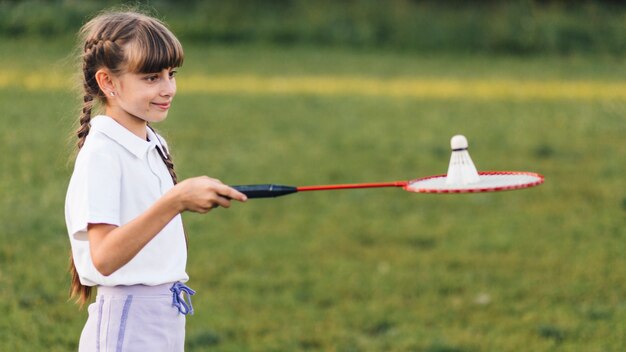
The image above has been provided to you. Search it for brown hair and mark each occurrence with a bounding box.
[70,10,183,306]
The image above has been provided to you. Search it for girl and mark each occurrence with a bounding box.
[65,10,247,351]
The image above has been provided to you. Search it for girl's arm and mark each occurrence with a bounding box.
[88,176,246,276]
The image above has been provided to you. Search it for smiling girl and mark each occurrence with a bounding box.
[65,10,246,351]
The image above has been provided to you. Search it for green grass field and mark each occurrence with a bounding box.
[0,38,625,351]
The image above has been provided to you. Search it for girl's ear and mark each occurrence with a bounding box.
[94,69,116,97]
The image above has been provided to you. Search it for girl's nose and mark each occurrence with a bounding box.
[161,73,176,97]
[161,80,176,96]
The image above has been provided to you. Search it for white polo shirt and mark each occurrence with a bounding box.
[65,115,188,287]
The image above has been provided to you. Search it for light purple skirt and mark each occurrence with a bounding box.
[79,282,194,352]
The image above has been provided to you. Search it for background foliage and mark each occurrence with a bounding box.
[0,0,625,55]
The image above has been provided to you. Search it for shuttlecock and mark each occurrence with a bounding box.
[446,135,480,185]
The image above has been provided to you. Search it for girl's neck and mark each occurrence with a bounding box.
[105,106,148,140]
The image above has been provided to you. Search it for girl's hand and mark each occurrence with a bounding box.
[169,176,247,213]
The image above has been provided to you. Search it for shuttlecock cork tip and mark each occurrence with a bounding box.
[450,135,468,150]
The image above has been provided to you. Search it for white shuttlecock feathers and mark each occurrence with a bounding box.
[445,135,481,185]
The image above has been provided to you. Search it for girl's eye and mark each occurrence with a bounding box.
[169,70,177,78]
[145,75,159,82]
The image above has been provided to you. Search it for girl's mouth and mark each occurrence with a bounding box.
[152,102,171,110]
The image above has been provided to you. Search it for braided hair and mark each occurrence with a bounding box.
[69,10,184,307]
[148,124,178,184]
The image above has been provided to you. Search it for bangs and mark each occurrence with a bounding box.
[125,18,184,73]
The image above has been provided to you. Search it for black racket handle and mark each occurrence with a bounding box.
[232,184,298,199]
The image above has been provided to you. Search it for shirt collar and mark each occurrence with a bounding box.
[90,115,156,158]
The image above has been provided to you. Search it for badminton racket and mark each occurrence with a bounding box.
[232,171,544,199]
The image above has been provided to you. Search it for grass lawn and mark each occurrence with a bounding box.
[0,39,625,351]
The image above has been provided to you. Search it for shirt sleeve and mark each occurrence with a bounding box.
[65,146,122,241]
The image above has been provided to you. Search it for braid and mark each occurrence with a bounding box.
[68,255,90,307]
[76,94,93,149]
[161,150,178,185]
[76,38,106,150]
[148,124,178,184]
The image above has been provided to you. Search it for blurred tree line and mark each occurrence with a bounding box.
[0,0,624,55]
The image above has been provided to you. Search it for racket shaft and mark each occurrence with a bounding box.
[297,181,407,191]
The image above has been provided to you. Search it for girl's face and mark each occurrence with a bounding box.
[108,68,177,125]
